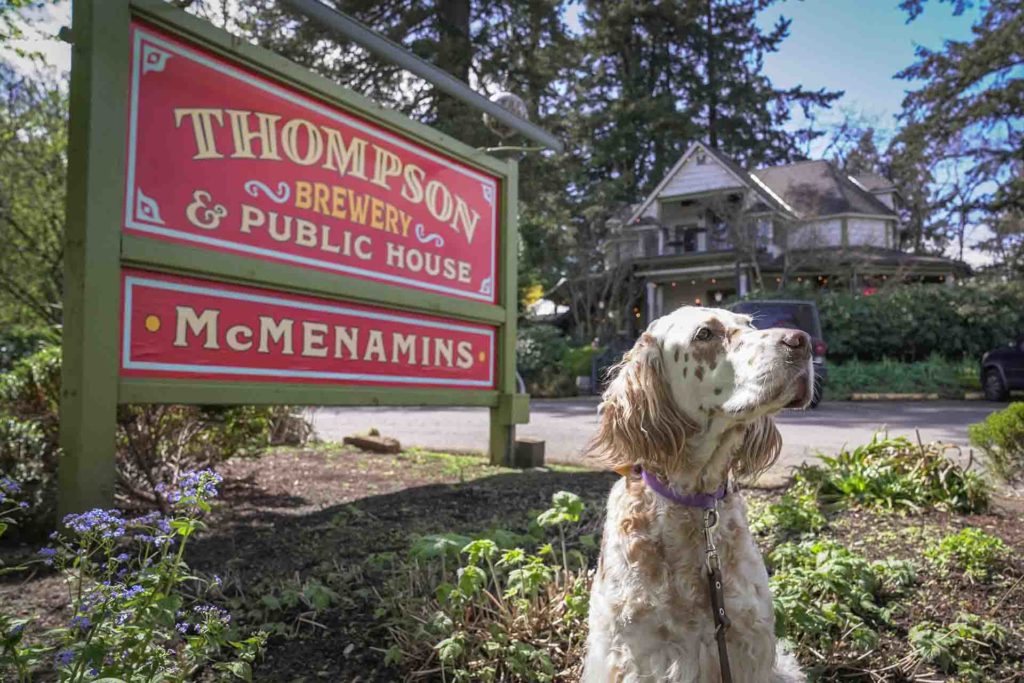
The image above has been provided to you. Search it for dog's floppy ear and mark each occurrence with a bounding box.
[587,332,694,476]
[733,415,782,482]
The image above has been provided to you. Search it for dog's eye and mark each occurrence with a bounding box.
[694,327,713,342]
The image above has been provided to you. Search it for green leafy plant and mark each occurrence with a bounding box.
[752,481,827,538]
[907,613,1011,681]
[0,470,265,682]
[769,539,914,654]
[924,527,1009,582]
[387,491,592,682]
[795,434,989,513]
[968,402,1024,483]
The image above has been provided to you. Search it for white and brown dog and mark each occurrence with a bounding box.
[582,306,811,683]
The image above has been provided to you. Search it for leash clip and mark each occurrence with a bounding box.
[703,505,721,574]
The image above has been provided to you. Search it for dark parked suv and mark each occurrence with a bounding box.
[981,336,1024,401]
[730,300,828,408]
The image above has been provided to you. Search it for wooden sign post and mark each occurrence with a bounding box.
[60,0,528,515]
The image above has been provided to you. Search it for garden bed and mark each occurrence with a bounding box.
[2,444,1023,681]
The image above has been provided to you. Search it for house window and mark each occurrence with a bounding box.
[665,225,707,254]
[756,219,773,248]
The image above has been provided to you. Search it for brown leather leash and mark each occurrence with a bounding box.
[703,507,733,683]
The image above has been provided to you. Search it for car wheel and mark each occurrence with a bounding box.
[808,376,823,409]
[983,369,1009,402]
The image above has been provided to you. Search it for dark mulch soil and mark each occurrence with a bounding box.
[188,448,614,682]
[3,447,1023,682]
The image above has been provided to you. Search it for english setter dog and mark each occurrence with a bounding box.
[582,306,809,683]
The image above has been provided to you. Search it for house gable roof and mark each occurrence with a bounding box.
[850,170,897,194]
[751,161,897,219]
[627,142,793,224]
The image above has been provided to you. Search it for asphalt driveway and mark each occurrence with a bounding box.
[310,399,1008,482]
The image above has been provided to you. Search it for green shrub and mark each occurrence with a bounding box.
[0,347,63,536]
[796,434,989,513]
[824,355,969,400]
[769,539,914,653]
[0,346,312,533]
[387,491,592,682]
[0,327,58,373]
[908,613,1010,681]
[968,402,1024,483]
[924,527,1010,582]
[748,279,1024,362]
[516,325,574,397]
[563,345,603,378]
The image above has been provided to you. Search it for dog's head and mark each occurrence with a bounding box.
[589,305,813,481]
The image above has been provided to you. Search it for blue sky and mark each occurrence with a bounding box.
[756,0,980,151]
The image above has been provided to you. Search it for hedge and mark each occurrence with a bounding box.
[750,279,1024,363]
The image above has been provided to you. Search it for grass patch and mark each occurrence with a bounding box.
[824,355,977,400]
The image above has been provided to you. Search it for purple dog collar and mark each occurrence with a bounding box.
[639,467,727,509]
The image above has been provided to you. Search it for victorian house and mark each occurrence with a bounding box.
[602,141,965,327]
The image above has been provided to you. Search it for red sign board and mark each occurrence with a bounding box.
[124,22,499,303]
[120,269,496,389]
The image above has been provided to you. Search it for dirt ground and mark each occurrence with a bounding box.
[2,446,1022,682]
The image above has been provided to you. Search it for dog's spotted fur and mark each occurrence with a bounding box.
[583,306,812,683]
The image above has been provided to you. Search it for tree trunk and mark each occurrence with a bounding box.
[435,0,472,130]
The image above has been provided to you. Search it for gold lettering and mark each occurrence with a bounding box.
[364,329,386,362]
[321,127,368,179]
[370,145,402,189]
[225,109,282,160]
[434,338,453,367]
[456,341,473,369]
[174,306,219,349]
[240,204,264,234]
[451,197,480,244]
[400,163,425,203]
[258,316,294,354]
[334,326,359,359]
[425,180,454,224]
[295,181,313,210]
[281,118,323,166]
[392,333,417,364]
[302,321,329,358]
[174,108,224,160]
[226,324,253,351]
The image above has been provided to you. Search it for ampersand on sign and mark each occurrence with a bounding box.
[185,190,228,230]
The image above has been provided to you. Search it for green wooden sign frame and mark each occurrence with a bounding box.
[59,0,528,516]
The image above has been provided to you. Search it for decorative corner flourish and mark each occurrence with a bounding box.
[141,44,172,74]
[135,189,165,225]
[479,278,493,296]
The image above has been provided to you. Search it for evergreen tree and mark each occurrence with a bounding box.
[896,0,1024,264]
[574,0,842,207]
[0,64,67,326]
